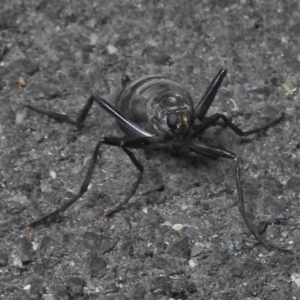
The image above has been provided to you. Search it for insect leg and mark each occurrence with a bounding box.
[26,136,160,230]
[26,138,102,230]
[103,146,143,220]
[25,103,80,126]
[95,96,153,137]
[103,136,162,219]
[193,69,227,121]
[189,141,291,253]
[26,95,153,138]
[192,112,285,137]
[25,95,97,127]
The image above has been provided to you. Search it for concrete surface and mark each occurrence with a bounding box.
[0,1,300,299]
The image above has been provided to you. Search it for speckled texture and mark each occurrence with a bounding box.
[1,1,300,299]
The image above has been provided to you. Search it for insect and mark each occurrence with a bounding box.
[25,69,289,253]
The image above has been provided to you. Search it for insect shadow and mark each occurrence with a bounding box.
[25,69,290,253]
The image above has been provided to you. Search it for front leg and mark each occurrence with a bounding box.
[192,112,285,137]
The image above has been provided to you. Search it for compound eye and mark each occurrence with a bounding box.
[167,113,178,130]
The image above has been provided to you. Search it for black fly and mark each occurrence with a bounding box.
[25,69,289,253]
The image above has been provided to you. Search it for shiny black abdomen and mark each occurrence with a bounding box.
[115,75,194,136]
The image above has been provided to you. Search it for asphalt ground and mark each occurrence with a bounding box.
[0,1,300,299]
